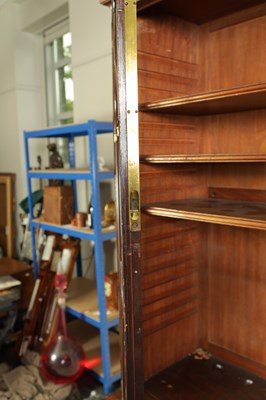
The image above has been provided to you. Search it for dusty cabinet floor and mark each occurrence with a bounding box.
[144,354,266,399]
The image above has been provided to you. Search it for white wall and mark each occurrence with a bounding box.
[69,0,113,170]
[0,0,114,260]
[69,0,115,273]
[69,0,112,121]
[18,0,68,33]
[68,0,114,211]
[0,2,19,176]
[0,1,46,255]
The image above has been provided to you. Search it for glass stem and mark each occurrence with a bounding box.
[57,289,68,336]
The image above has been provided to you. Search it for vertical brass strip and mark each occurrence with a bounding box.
[124,0,141,232]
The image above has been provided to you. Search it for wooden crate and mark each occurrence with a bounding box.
[43,186,74,225]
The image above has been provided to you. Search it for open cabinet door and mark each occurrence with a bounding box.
[103,0,266,398]
[112,1,144,398]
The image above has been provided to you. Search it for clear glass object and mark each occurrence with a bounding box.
[41,262,85,384]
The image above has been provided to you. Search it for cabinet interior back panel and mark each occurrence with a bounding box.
[208,225,266,367]
[137,14,203,103]
[139,113,199,156]
[199,110,266,155]
[198,13,266,376]
[205,15,266,91]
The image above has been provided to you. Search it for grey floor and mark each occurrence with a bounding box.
[0,344,115,400]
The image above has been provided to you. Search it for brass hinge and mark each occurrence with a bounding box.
[125,0,141,232]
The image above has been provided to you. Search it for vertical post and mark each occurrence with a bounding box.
[88,120,112,394]
[24,132,38,279]
[68,135,82,276]
[112,1,144,398]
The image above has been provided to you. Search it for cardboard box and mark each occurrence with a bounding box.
[43,186,75,225]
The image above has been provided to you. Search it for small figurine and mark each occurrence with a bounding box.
[47,143,64,186]
[37,155,42,170]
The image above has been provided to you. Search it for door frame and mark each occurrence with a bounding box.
[112,1,144,398]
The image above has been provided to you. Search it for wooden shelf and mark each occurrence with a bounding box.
[24,121,113,138]
[32,219,116,241]
[102,0,266,23]
[140,153,266,164]
[29,168,111,173]
[67,277,119,323]
[137,0,266,24]
[67,319,120,377]
[28,168,113,181]
[140,83,266,115]
[143,198,266,230]
[34,168,90,173]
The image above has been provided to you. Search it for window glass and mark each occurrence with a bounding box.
[56,65,74,115]
[44,22,74,167]
[54,32,72,62]
[44,22,74,127]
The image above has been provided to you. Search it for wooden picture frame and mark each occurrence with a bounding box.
[39,237,80,346]
[17,235,80,356]
[0,174,15,258]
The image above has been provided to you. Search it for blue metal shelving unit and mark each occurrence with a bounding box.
[23,120,120,395]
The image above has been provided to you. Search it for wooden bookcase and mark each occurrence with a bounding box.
[103,0,266,397]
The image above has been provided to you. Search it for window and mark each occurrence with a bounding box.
[44,21,74,126]
[44,20,74,166]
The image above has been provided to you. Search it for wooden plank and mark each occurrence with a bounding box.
[32,218,115,234]
[143,198,266,230]
[141,153,266,163]
[140,83,266,115]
